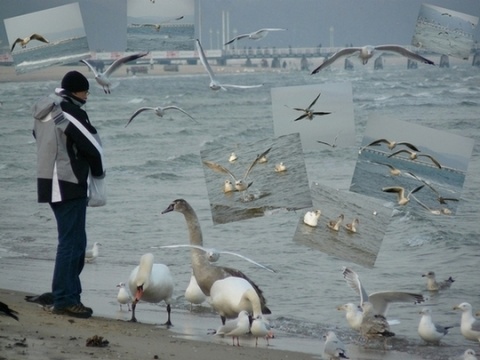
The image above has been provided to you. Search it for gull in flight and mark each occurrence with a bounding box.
[388,149,442,169]
[317,132,341,148]
[418,307,453,344]
[131,16,184,32]
[341,267,425,317]
[125,105,196,127]
[311,45,435,73]
[224,28,286,45]
[81,52,149,93]
[323,331,349,360]
[422,271,455,291]
[195,39,263,90]
[303,209,322,227]
[159,244,276,273]
[410,194,452,215]
[407,172,459,204]
[382,185,425,205]
[327,214,344,231]
[359,138,419,153]
[10,33,49,52]
[288,92,331,121]
[453,302,480,342]
[203,147,271,192]
[373,162,402,176]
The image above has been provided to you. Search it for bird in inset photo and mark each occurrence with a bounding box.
[303,210,322,227]
[382,185,424,205]
[274,162,287,172]
[388,149,442,169]
[224,28,286,45]
[359,138,419,153]
[125,105,196,127]
[289,92,331,121]
[373,162,402,176]
[311,45,435,73]
[131,15,184,32]
[407,172,459,204]
[344,218,359,233]
[81,52,149,93]
[327,214,344,231]
[10,33,49,52]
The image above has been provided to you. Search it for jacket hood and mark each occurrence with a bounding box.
[32,95,58,121]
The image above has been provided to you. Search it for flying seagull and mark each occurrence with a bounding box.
[359,138,419,153]
[80,52,149,93]
[203,147,271,192]
[388,149,442,169]
[224,28,287,45]
[317,132,341,148]
[125,106,196,127]
[382,185,424,205]
[406,172,459,204]
[159,244,276,273]
[195,39,263,91]
[10,33,49,52]
[312,45,435,73]
[131,16,184,32]
[289,92,331,121]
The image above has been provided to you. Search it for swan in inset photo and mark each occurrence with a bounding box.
[344,218,359,233]
[274,162,287,172]
[311,45,435,73]
[203,147,271,192]
[10,33,49,52]
[224,28,286,45]
[382,185,424,205]
[196,39,263,91]
[288,92,331,121]
[125,105,196,127]
[81,52,149,93]
[388,149,442,169]
[303,209,321,227]
[327,214,344,231]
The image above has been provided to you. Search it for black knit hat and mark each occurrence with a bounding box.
[61,70,89,93]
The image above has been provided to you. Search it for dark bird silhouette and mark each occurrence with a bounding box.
[0,301,19,321]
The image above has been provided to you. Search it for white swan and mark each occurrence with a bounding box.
[312,45,435,73]
[214,310,250,346]
[116,282,132,311]
[184,273,206,310]
[128,253,174,325]
[196,39,263,91]
[85,242,101,263]
[453,302,480,342]
[303,210,321,227]
[81,52,149,93]
[418,308,452,344]
[161,199,271,323]
[203,147,271,192]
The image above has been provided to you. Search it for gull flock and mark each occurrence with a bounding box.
[10,7,475,360]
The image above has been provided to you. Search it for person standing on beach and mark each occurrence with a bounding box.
[32,71,105,319]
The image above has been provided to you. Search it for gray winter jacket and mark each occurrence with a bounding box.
[32,89,105,203]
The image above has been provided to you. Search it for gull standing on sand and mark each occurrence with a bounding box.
[80,52,149,93]
[203,147,271,192]
[453,303,480,342]
[360,301,395,347]
[85,242,101,263]
[388,149,442,169]
[323,331,349,360]
[213,310,250,346]
[224,28,286,45]
[327,214,344,231]
[195,39,263,91]
[422,271,455,291]
[128,253,174,325]
[161,199,271,324]
[382,185,425,205]
[116,282,132,311]
[125,105,196,127]
[10,33,49,52]
[185,273,207,310]
[303,209,322,227]
[418,307,453,344]
[461,349,478,360]
[342,267,425,317]
[311,45,435,73]
[251,314,273,346]
[289,92,331,121]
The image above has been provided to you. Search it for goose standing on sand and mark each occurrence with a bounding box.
[185,273,206,310]
[161,199,271,324]
[10,33,49,52]
[327,214,344,231]
[422,271,455,291]
[311,45,435,73]
[128,253,174,325]
[80,52,149,93]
